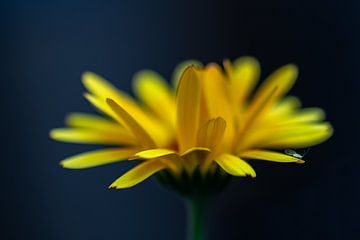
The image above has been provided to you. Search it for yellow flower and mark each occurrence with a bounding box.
[50,57,333,192]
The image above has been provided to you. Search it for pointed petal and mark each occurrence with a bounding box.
[176,67,201,152]
[60,148,140,169]
[239,149,304,163]
[106,98,156,148]
[215,154,256,177]
[109,160,167,189]
[172,60,203,89]
[132,149,177,159]
[49,128,135,145]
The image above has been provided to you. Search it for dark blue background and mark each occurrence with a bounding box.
[1,0,359,239]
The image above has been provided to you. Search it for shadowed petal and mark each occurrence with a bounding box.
[197,117,226,171]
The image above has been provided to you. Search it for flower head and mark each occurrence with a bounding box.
[50,57,332,194]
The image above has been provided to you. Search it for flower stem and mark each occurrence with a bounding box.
[186,196,206,240]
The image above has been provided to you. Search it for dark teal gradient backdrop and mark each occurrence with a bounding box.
[1,0,359,239]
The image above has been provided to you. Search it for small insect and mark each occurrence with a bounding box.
[284,148,310,159]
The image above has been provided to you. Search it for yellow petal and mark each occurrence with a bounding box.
[215,154,256,177]
[239,149,304,163]
[224,57,260,104]
[131,149,182,175]
[106,98,156,148]
[82,72,143,115]
[176,67,201,152]
[133,70,175,125]
[172,60,203,89]
[181,147,211,174]
[254,64,298,103]
[242,64,298,131]
[268,96,301,118]
[84,93,118,120]
[280,108,326,125]
[132,149,176,159]
[60,148,140,169]
[202,64,234,149]
[238,122,332,151]
[197,117,226,171]
[65,112,124,132]
[238,85,278,140]
[262,130,333,149]
[49,128,135,145]
[82,72,125,101]
[197,117,226,151]
[109,160,167,189]
[83,72,170,146]
[257,123,333,149]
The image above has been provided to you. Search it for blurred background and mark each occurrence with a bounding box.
[1,0,359,239]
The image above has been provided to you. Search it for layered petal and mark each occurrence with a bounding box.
[131,149,182,175]
[84,93,118,120]
[202,64,234,149]
[107,98,156,148]
[133,70,176,126]
[253,64,298,103]
[109,160,167,189]
[197,117,227,171]
[241,64,298,132]
[83,72,172,146]
[224,57,260,104]
[181,147,211,173]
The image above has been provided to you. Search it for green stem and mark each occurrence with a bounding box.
[186,196,206,240]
